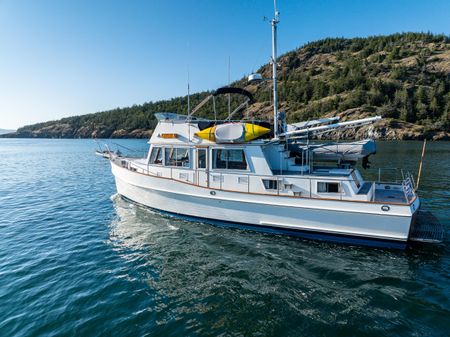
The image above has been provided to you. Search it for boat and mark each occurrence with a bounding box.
[107,3,443,248]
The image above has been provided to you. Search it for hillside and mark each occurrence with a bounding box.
[6,33,450,140]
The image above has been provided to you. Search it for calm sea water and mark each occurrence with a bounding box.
[0,139,449,337]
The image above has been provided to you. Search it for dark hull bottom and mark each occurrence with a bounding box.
[118,195,408,250]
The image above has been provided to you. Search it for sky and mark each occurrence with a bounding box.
[0,0,449,129]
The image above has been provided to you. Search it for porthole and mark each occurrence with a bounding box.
[381,205,390,212]
[210,191,216,196]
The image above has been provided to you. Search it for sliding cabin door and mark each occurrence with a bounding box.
[196,147,209,187]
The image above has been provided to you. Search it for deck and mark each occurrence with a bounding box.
[374,189,407,204]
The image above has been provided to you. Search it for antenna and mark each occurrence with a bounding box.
[187,65,190,115]
[186,41,191,116]
[272,0,280,137]
[228,56,231,117]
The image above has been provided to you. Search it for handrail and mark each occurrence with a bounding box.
[365,167,405,183]
[111,142,144,154]
[95,140,146,158]
[139,161,408,184]
[119,158,413,186]
[113,157,417,205]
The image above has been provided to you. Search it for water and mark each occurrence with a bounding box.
[0,139,449,337]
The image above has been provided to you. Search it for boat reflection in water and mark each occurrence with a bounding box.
[107,193,445,335]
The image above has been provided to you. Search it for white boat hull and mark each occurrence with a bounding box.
[111,162,420,248]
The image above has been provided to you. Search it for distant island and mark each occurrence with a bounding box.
[4,33,450,140]
[0,129,15,135]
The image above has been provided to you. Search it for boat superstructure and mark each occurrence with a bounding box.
[106,2,443,248]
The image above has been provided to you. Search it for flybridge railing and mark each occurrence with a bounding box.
[159,118,271,125]
[360,167,413,183]
[113,157,417,205]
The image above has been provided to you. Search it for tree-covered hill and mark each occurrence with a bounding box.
[7,32,450,140]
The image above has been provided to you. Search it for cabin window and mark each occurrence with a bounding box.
[212,149,247,170]
[263,179,278,190]
[197,149,207,169]
[164,147,190,167]
[317,181,340,193]
[149,147,163,165]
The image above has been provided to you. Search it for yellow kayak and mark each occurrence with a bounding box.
[195,126,217,142]
[195,123,270,143]
[243,123,271,141]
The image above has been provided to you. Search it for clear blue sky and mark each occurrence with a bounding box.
[1,0,449,129]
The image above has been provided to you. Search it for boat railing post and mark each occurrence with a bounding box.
[371,181,375,202]
[410,172,416,191]
[309,177,312,198]
[277,178,280,195]
[247,174,250,193]
[301,151,304,176]
[340,180,343,200]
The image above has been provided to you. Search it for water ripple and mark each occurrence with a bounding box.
[0,139,449,337]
